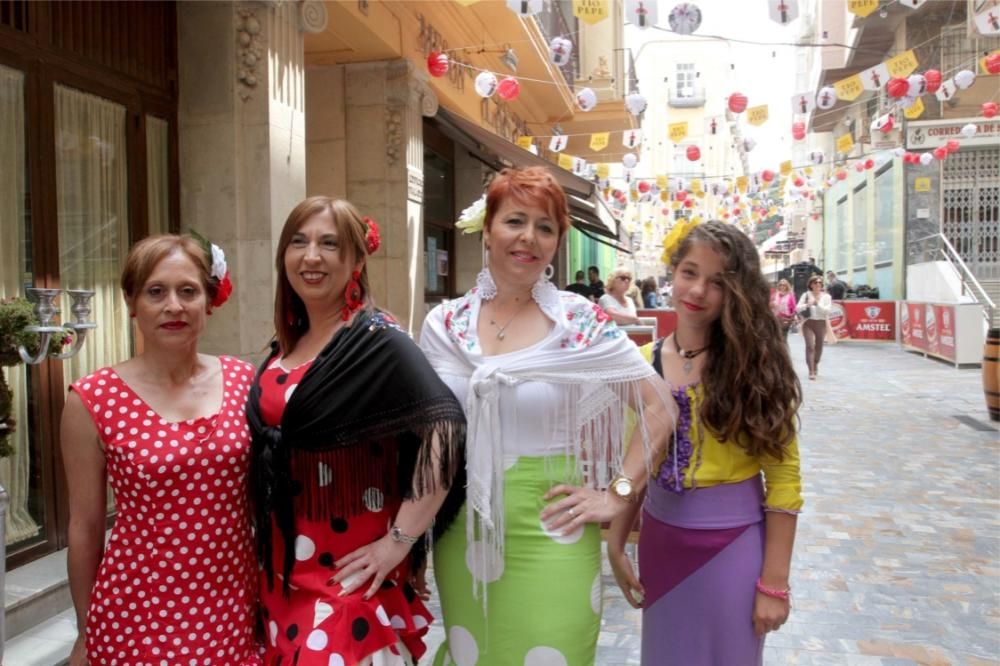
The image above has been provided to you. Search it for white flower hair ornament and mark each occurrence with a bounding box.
[455,194,487,234]
[189,230,233,308]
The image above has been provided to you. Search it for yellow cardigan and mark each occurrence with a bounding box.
[641,342,803,513]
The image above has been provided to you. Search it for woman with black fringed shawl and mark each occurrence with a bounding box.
[246,197,466,666]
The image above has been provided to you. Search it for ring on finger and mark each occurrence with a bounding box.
[568,507,576,517]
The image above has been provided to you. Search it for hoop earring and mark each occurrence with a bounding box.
[543,264,555,280]
[342,270,363,321]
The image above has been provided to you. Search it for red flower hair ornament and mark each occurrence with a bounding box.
[363,216,381,255]
[189,229,233,309]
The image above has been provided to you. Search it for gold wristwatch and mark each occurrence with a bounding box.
[609,474,637,503]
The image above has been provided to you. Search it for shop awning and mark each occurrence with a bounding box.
[433,108,629,252]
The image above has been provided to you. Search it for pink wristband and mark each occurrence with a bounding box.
[755,578,791,601]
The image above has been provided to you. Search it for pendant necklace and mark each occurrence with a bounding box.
[489,299,531,340]
[673,333,708,374]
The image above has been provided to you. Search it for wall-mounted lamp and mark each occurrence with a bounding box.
[18,288,97,364]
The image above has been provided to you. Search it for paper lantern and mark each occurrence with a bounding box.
[897,95,918,109]
[474,71,498,97]
[954,69,976,89]
[668,3,703,35]
[809,150,825,165]
[625,92,648,116]
[816,86,836,109]
[684,198,694,208]
[906,74,926,96]
[506,0,543,15]
[919,152,934,166]
[924,69,942,94]
[961,123,978,138]
[761,169,775,183]
[865,158,875,169]
[892,147,906,158]
[676,191,687,202]
[983,102,999,119]
[886,77,909,98]
[854,162,865,172]
[622,152,638,169]
[427,52,449,78]
[497,77,521,101]
[549,37,573,66]
[576,87,598,112]
[933,146,949,160]
[791,122,806,141]
[728,92,748,113]
[637,181,651,193]
[793,177,804,187]
[986,52,1000,75]
[946,139,960,153]
[686,145,701,161]
[742,138,757,152]
[835,170,847,181]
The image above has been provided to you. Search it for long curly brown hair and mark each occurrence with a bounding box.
[671,221,801,460]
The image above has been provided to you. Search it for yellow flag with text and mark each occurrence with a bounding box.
[589,132,610,152]
[516,136,534,150]
[835,132,854,154]
[903,97,925,119]
[573,0,608,25]
[669,121,689,143]
[886,50,919,78]
[747,105,769,126]
[848,0,878,18]
[558,153,574,170]
[833,75,864,101]
[597,163,610,179]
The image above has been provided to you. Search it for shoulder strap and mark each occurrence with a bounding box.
[651,336,666,378]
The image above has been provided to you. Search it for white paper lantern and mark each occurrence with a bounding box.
[892,147,907,157]
[897,95,918,109]
[742,138,757,152]
[809,150,825,165]
[816,86,837,110]
[960,123,978,138]
[549,37,573,67]
[474,71,498,98]
[919,152,934,166]
[906,74,926,96]
[576,87,598,112]
[506,0,543,15]
[625,92,648,116]
[954,69,976,90]
[667,3,702,35]
[622,152,639,169]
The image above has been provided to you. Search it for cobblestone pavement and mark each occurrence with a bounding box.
[423,334,1000,665]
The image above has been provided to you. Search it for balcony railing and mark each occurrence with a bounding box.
[669,87,705,108]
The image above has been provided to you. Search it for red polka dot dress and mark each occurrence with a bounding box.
[70,356,261,666]
[256,357,433,666]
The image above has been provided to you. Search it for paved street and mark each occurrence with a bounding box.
[424,334,1000,665]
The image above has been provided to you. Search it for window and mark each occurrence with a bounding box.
[676,63,696,98]
[852,183,867,270]
[874,162,894,264]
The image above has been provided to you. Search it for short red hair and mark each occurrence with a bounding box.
[484,167,570,238]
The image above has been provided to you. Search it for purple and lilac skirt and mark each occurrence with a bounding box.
[638,476,766,666]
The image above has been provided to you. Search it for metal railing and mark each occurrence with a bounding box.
[908,233,997,326]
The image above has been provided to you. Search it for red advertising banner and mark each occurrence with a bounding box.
[901,302,957,362]
[830,301,896,341]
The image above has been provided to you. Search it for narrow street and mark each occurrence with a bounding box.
[425,335,1000,665]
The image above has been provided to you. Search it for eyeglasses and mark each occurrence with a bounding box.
[617,275,633,282]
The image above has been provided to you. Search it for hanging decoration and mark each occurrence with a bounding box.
[767,0,799,25]
[728,92,748,113]
[506,0,543,16]
[761,169,776,183]
[626,0,659,28]
[974,5,1000,34]
[742,137,757,152]
[933,146,949,161]
[985,52,1000,74]
[833,74,864,101]
[622,153,638,169]
[589,132,610,151]
[474,71,498,97]
[871,112,894,134]
[667,3,702,35]
[961,123,978,138]
[903,97,925,119]
[924,69,942,93]
[886,77,909,98]
[747,105,769,126]
[946,139,960,153]
[816,86,837,109]
[573,0,609,25]
[791,92,816,114]
[983,102,999,118]
[791,122,806,140]
[576,87,598,111]
[906,73,927,96]
[625,92,648,116]
[935,79,956,101]
[686,145,701,161]
[497,76,521,101]
[427,52,449,78]
[549,134,568,152]
[847,0,879,18]
[549,37,574,66]
[623,129,642,148]
[860,63,890,90]
[899,0,928,8]
[669,121,689,143]
[954,69,976,89]
[919,152,934,166]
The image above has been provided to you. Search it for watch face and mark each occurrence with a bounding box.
[614,479,632,496]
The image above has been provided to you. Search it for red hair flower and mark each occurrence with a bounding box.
[212,272,233,308]
[364,217,381,255]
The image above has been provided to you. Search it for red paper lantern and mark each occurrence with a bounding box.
[686,145,701,161]
[761,169,776,182]
[854,162,865,172]
[638,181,651,193]
[933,146,949,160]
[886,77,909,98]
[793,177,804,187]
[684,199,694,208]
[986,52,1000,75]
[865,158,875,169]
[734,207,742,216]
[733,194,740,203]
[791,122,806,141]
[983,102,999,118]
[946,139,960,153]
[497,77,521,101]
[661,208,670,216]
[728,92,748,113]
[427,52,449,78]
[836,170,848,181]
[676,191,687,202]
[924,69,942,94]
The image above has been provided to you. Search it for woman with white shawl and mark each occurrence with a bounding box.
[420,167,676,665]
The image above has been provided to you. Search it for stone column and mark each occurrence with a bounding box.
[343,59,438,333]
[177,1,310,358]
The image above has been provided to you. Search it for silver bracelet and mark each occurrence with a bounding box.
[389,525,420,545]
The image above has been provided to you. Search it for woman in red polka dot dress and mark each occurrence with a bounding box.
[62,235,260,665]
[247,198,465,666]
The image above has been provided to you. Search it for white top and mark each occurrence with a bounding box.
[797,291,832,320]
[598,293,637,318]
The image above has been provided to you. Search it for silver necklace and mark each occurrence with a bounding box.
[488,299,530,340]
[673,334,708,374]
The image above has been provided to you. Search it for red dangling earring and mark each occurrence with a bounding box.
[342,271,363,321]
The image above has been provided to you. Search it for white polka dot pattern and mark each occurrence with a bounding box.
[524,646,569,665]
[71,357,259,665]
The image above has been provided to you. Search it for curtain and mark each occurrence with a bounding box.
[0,65,41,546]
[146,115,170,235]
[54,85,131,438]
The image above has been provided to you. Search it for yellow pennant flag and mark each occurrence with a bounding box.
[668,121,689,142]
[558,153,574,170]
[597,163,610,179]
[886,50,919,78]
[573,0,608,25]
[690,178,703,193]
[453,0,481,5]
[833,74,864,101]
[589,132,610,152]
[747,105,769,126]
[848,0,879,18]
[835,132,855,154]
[656,175,668,189]
[516,136,534,150]
[736,176,748,193]
[780,160,793,176]
[903,96,925,119]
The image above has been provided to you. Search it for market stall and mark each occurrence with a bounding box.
[900,301,985,367]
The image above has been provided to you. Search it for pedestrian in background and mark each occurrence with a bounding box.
[608,220,802,666]
[825,271,847,300]
[565,269,594,301]
[641,277,661,308]
[770,278,797,341]
[420,167,675,666]
[246,197,465,666]
[62,235,261,666]
[588,265,605,299]
[599,266,642,326]
[797,275,832,380]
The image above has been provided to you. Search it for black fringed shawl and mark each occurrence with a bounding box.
[247,310,467,592]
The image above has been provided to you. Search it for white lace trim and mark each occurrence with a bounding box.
[474,266,561,323]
